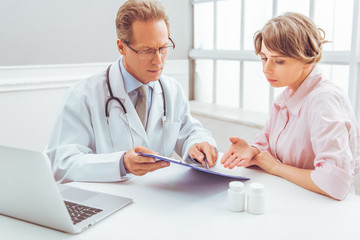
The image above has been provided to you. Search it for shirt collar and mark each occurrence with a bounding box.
[119,58,154,94]
[273,66,323,116]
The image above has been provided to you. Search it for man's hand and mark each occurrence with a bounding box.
[123,146,170,176]
[188,142,217,168]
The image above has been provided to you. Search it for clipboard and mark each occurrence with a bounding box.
[137,152,250,180]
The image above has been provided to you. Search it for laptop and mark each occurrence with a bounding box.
[0,145,133,234]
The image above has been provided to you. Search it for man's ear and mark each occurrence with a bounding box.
[117,39,126,55]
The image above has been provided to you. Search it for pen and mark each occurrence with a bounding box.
[204,156,209,169]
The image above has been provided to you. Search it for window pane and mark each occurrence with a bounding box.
[314,0,353,51]
[277,0,309,15]
[318,64,349,94]
[194,60,214,103]
[244,0,272,50]
[243,61,270,113]
[215,60,240,107]
[216,0,241,50]
[194,2,214,50]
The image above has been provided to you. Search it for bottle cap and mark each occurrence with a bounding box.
[229,181,244,192]
[249,183,264,195]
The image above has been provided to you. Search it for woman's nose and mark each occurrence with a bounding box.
[263,61,273,75]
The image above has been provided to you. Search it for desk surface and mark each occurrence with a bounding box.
[1,164,359,240]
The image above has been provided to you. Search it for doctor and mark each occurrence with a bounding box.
[46,0,217,183]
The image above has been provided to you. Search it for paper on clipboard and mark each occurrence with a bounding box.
[137,152,250,180]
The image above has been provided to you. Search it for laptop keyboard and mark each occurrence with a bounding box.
[64,201,103,225]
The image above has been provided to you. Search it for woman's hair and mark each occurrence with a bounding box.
[115,0,170,43]
[254,12,327,64]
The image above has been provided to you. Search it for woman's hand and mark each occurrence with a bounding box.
[243,150,282,175]
[221,137,259,169]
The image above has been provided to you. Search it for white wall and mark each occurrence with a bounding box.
[0,0,191,66]
[0,87,66,151]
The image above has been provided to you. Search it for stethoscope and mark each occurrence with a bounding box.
[105,65,167,151]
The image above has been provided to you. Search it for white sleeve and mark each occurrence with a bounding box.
[46,89,132,183]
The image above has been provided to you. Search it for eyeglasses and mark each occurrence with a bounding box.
[124,38,175,59]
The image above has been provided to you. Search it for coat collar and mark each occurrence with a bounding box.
[146,80,164,134]
[108,58,146,143]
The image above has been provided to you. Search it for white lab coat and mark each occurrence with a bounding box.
[46,58,216,183]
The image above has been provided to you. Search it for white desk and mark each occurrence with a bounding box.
[1,164,359,240]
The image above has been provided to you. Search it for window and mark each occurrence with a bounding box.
[190,0,360,122]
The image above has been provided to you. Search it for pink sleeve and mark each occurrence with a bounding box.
[311,163,352,200]
[252,117,271,153]
[309,92,355,200]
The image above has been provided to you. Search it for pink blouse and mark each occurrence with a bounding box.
[253,66,360,200]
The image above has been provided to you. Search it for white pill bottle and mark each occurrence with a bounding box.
[227,181,245,212]
[247,183,265,215]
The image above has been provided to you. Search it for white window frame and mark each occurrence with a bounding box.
[189,0,360,122]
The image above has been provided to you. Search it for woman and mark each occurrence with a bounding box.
[221,12,359,200]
